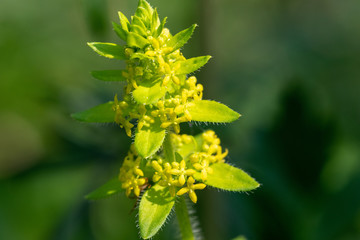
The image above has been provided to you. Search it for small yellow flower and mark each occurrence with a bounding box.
[118,144,146,196]
[151,161,172,182]
[122,176,147,197]
[176,176,206,203]
[169,160,196,186]
[193,159,213,181]
[159,176,179,197]
[113,95,134,137]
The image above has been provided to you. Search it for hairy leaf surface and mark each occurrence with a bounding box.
[187,100,240,123]
[176,56,211,75]
[87,42,125,59]
[195,163,260,191]
[166,24,197,51]
[135,121,166,158]
[132,80,166,104]
[118,11,130,31]
[139,184,175,239]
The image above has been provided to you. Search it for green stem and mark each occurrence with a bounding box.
[165,134,196,239]
[175,196,195,240]
[163,133,175,162]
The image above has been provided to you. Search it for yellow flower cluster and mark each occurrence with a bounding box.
[118,130,228,202]
[118,144,147,197]
[189,130,228,181]
[150,76,202,133]
[112,27,204,136]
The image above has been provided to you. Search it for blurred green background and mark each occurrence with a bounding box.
[1,0,360,239]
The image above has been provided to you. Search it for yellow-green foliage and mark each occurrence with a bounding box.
[73,0,259,239]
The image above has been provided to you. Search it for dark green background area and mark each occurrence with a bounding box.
[1,0,360,239]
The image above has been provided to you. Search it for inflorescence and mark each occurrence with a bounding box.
[76,1,259,238]
[119,130,228,203]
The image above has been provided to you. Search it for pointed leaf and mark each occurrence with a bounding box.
[139,0,153,14]
[132,80,166,104]
[135,120,166,158]
[155,17,167,37]
[136,0,153,22]
[175,152,183,162]
[194,163,260,191]
[130,52,152,60]
[166,24,197,51]
[194,133,204,152]
[90,70,125,82]
[132,15,147,31]
[118,11,130,31]
[71,101,115,123]
[86,178,123,200]
[131,24,147,37]
[87,42,125,59]
[127,32,149,49]
[135,7,151,27]
[139,184,175,239]
[176,56,212,75]
[187,100,240,123]
[112,22,127,41]
[177,136,197,159]
[151,8,160,34]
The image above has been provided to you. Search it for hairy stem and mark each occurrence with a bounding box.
[175,196,195,240]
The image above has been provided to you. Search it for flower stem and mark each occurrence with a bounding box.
[163,133,175,162]
[175,196,195,240]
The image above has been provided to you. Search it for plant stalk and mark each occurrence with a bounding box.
[175,196,195,240]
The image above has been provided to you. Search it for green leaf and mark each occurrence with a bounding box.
[129,52,151,60]
[135,7,149,24]
[118,11,130,31]
[177,136,197,159]
[132,80,166,104]
[71,101,115,123]
[139,184,175,239]
[136,0,153,22]
[175,152,183,162]
[176,56,211,75]
[90,70,125,82]
[130,24,147,37]
[132,15,147,31]
[127,32,149,49]
[139,0,153,14]
[194,163,260,191]
[151,8,160,34]
[155,17,167,37]
[135,120,166,158]
[193,133,204,152]
[166,24,197,51]
[86,178,123,200]
[187,100,240,123]
[112,22,127,41]
[175,196,195,240]
[87,42,125,59]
